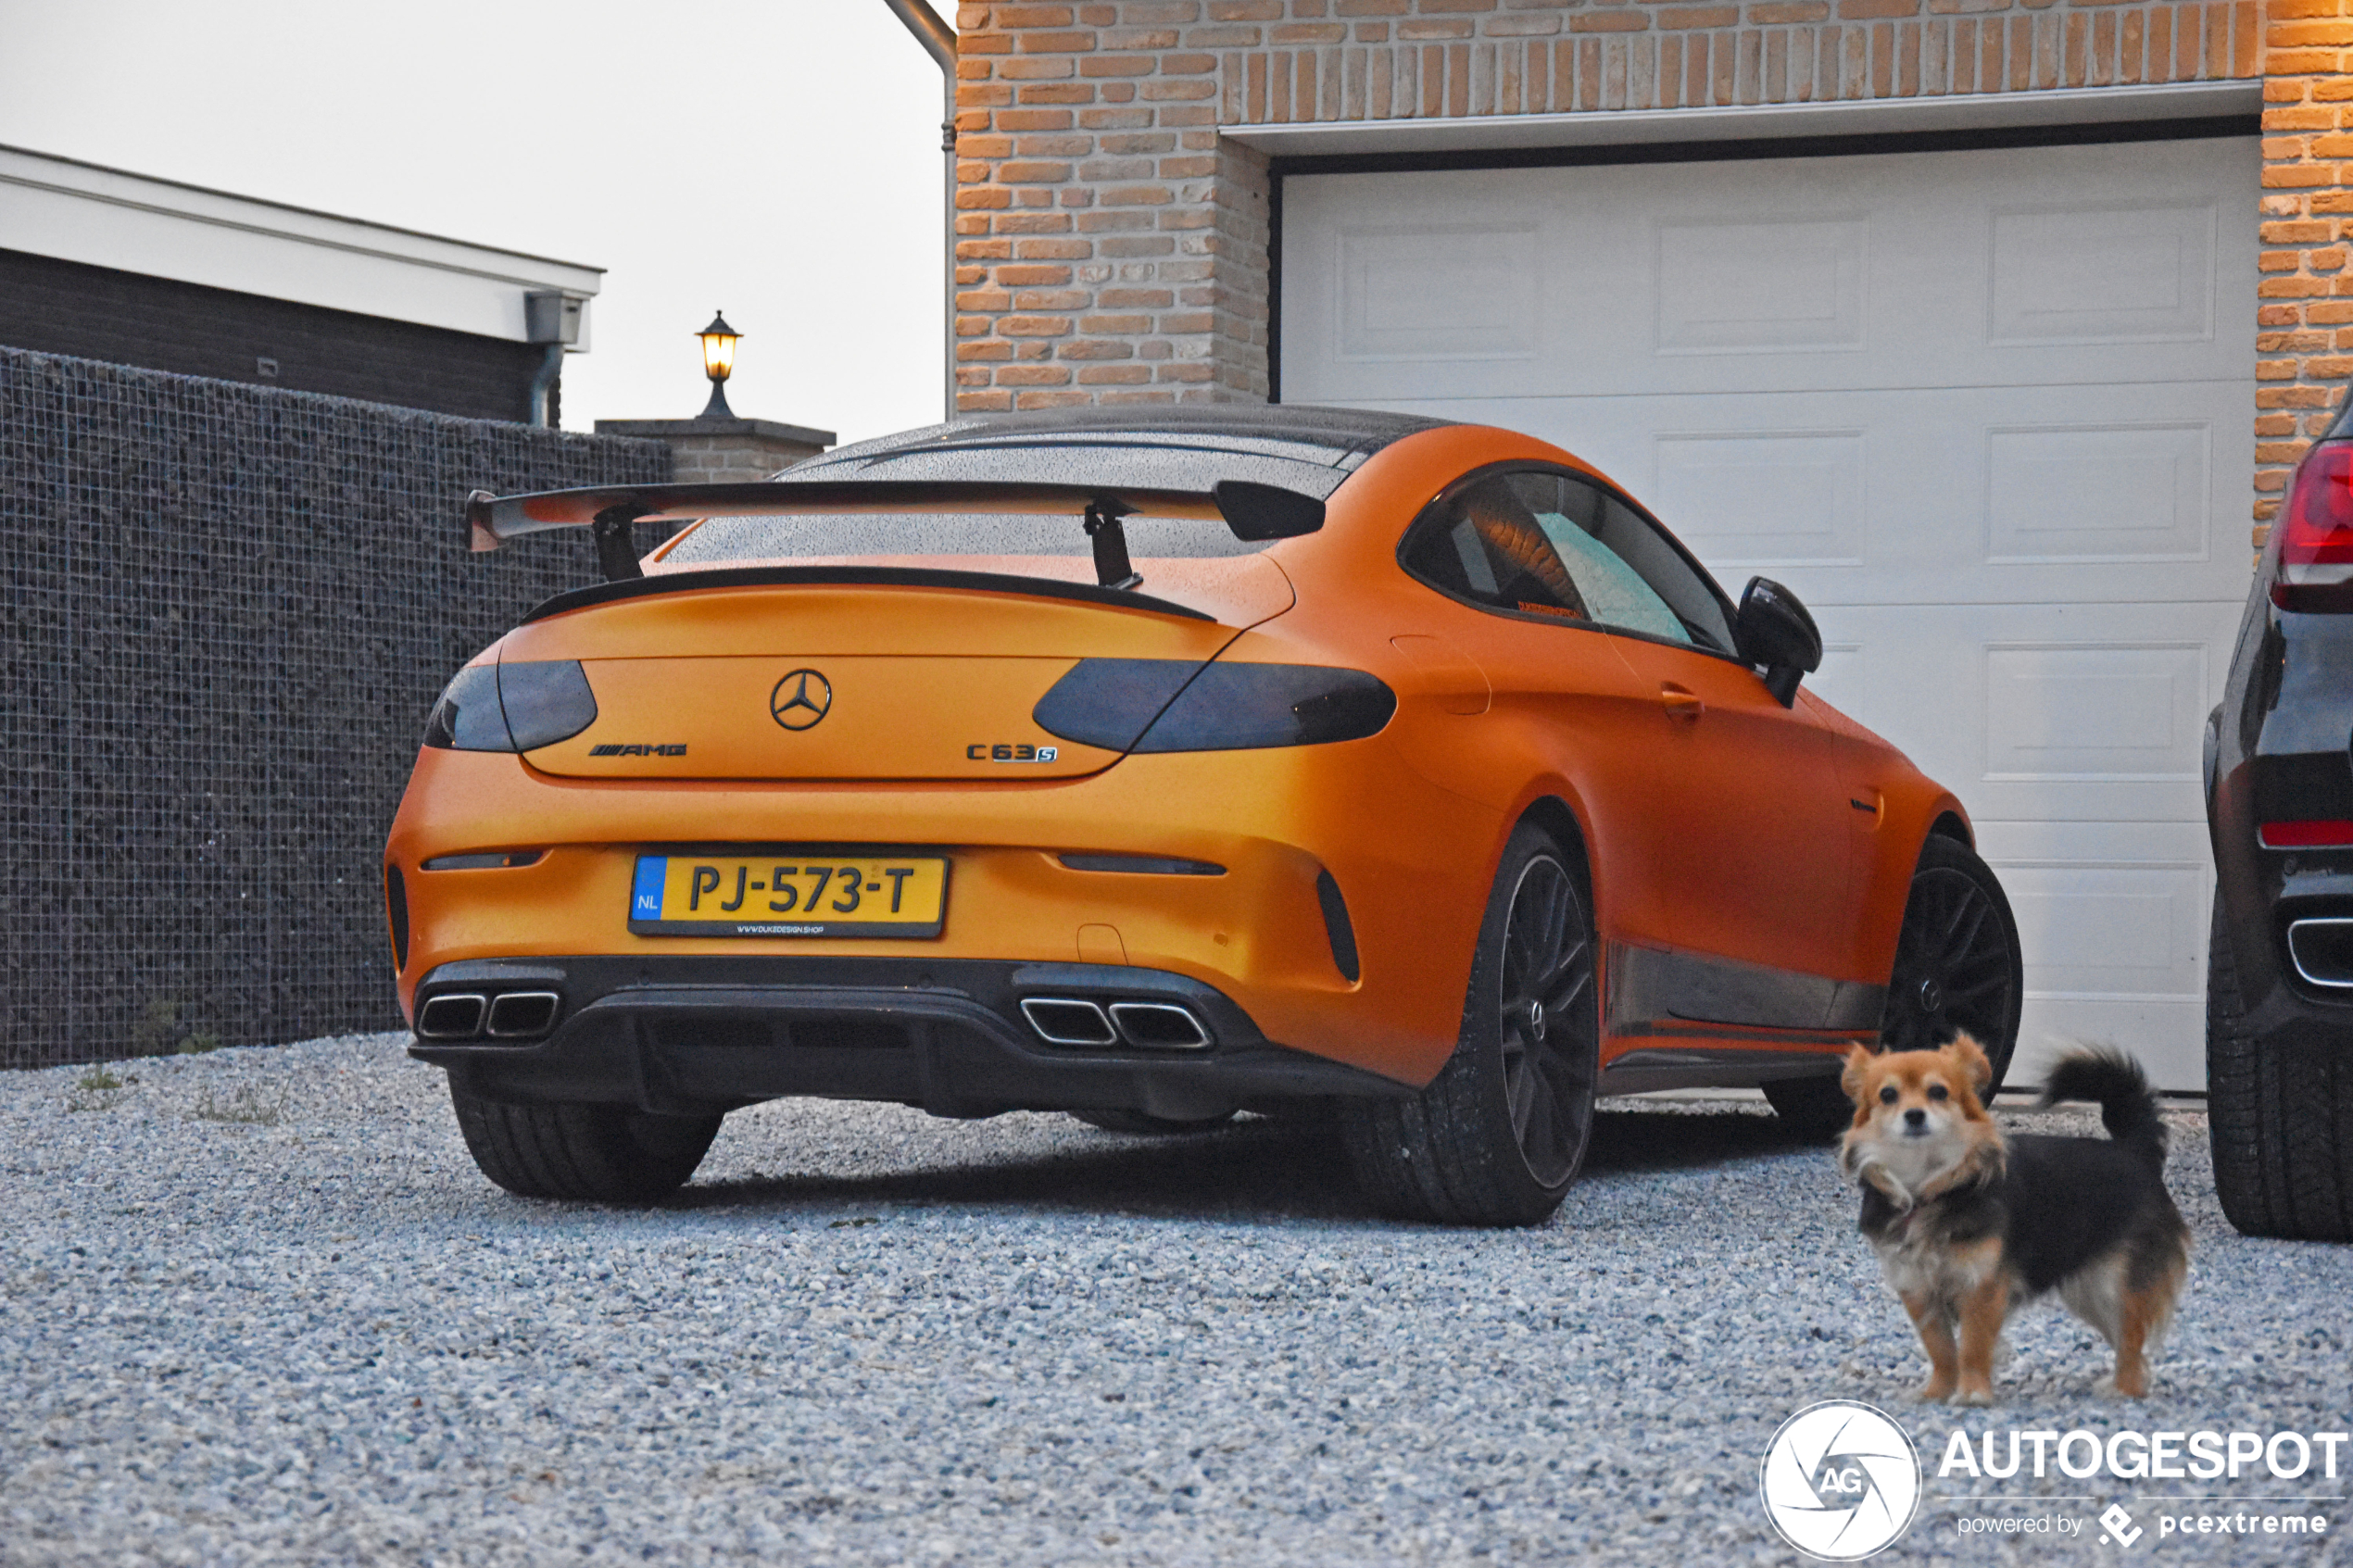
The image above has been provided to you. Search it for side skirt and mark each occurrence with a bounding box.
[1597,1046,1853,1097]
[1607,939,1883,1034]
[1599,940,1881,1093]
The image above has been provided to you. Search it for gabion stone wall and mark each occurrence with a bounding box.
[0,346,671,1068]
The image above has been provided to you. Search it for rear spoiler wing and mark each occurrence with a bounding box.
[462,479,1327,588]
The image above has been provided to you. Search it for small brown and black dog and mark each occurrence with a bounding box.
[1839,1035,2190,1404]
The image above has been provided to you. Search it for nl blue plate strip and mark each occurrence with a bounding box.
[631,857,667,922]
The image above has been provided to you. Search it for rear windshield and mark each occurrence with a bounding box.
[659,439,1344,567]
[663,511,1265,565]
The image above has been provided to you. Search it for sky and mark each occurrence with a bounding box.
[0,0,952,445]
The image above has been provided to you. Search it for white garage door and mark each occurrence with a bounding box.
[1280,136,2259,1090]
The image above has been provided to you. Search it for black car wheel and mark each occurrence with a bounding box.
[1340,823,1600,1226]
[1880,834,2022,1071]
[2208,894,2353,1240]
[449,1080,721,1204]
[1768,834,2022,1139]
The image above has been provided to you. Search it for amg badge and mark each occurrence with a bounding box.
[589,744,687,757]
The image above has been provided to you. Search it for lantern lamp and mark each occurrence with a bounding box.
[697,310,740,420]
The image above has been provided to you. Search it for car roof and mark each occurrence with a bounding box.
[787,404,1456,498]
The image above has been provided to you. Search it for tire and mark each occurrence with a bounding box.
[2208,893,2353,1240]
[1069,1109,1238,1135]
[1340,823,1601,1227]
[1769,834,2023,1138]
[448,1080,721,1204]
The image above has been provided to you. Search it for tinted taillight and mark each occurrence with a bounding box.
[2273,442,2353,611]
[499,660,598,750]
[1034,659,1394,754]
[1135,663,1396,752]
[1031,659,1203,750]
[422,665,507,750]
[422,660,598,752]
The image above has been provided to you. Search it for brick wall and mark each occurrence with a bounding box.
[2256,0,2353,544]
[593,418,837,483]
[953,0,2261,415]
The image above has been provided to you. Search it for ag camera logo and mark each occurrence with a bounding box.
[1760,1401,1923,1561]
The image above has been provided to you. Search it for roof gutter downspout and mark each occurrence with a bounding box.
[528,343,563,428]
[881,0,957,422]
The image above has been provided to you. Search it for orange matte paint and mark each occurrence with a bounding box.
[386,424,1964,1089]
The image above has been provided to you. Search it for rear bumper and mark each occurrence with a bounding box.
[408,954,1410,1120]
[2211,809,2353,1051]
[385,742,1509,1086]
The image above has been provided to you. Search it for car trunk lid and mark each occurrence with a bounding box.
[498,556,1292,782]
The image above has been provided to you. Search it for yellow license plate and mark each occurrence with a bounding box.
[629,853,948,938]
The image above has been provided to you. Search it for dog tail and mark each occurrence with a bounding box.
[2039,1047,2168,1166]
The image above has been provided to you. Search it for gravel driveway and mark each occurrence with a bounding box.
[3,1035,2348,1566]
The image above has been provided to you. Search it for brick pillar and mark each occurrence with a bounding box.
[2258,0,2351,549]
[954,3,1270,411]
[591,417,836,481]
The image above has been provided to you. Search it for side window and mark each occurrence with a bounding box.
[1398,471,1594,622]
[1400,470,1737,653]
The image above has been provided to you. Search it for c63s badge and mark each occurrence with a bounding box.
[968,743,1058,763]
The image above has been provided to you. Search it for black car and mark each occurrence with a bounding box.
[2205,409,2353,1240]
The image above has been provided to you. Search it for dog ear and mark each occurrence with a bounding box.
[1841,1044,1875,1105]
[1946,1033,1993,1096]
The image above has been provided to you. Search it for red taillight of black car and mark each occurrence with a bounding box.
[2258,820,2353,849]
[2274,441,2353,611]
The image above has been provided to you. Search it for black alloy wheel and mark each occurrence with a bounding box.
[1765,834,2022,1139]
[1879,834,2023,1075]
[1340,823,1601,1226]
[1496,850,1598,1186]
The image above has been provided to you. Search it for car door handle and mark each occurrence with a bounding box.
[1659,684,1704,721]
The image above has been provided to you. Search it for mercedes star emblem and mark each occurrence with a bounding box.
[770,669,833,732]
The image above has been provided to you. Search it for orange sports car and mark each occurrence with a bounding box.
[385,407,2021,1225]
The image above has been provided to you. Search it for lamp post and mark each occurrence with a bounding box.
[697,311,740,420]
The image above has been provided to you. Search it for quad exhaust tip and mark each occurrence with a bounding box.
[416,993,487,1039]
[415,989,562,1042]
[486,991,561,1037]
[1020,997,1117,1047]
[1020,997,1211,1050]
[1107,1001,1212,1049]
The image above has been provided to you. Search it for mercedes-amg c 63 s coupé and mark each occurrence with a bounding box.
[386,406,2021,1225]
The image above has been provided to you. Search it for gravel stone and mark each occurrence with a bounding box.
[3,1035,2348,1564]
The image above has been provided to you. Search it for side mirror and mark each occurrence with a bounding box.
[1735,576,1822,708]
